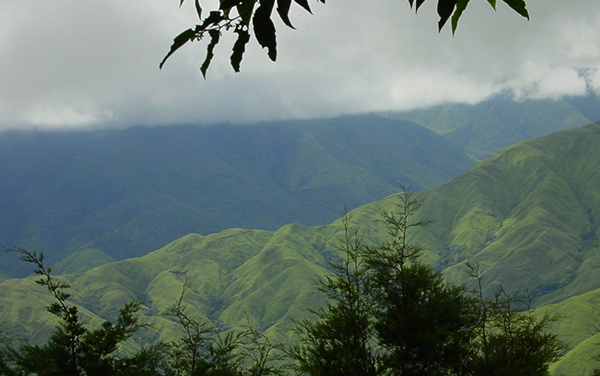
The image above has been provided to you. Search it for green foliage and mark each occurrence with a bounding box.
[293,189,561,376]
[367,191,477,375]
[592,351,600,376]
[447,0,529,32]
[292,215,377,376]
[468,264,564,376]
[161,0,529,76]
[372,261,478,375]
[159,279,290,376]
[166,282,249,376]
[0,249,290,376]
[471,293,563,376]
[1,248,165,376]
[1,191,564,376]
[537,288,600,375]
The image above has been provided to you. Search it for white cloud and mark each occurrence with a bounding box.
[1,0,600,130]
[24,105,114,129]
[507,63,588,100]
[388,71,498,110]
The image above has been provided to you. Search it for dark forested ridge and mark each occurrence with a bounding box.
[0,114,473,279]
[1,123,600,374]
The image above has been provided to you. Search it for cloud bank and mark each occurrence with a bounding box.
[1,0,600,130]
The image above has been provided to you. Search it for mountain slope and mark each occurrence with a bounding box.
[406,123,600,306]
[386,94,600,159]
[0,114,474,278]
[0,225,339,347]
[538,288,600,375]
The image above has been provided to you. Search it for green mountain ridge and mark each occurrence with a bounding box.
[386,94,600,159]
[1,123,600,374]
[540,289,600,375]
[0,114,474,279]
[413,123,600,306]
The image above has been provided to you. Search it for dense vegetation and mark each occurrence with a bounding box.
[0,190,565,376]
[293,189,563,376]
[0,249,288,376]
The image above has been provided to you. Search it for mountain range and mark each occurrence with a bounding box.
[2,94,599,280]
[0,114,473,279]
[1,121,599,374]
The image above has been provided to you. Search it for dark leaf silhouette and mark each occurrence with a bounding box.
[159,28,197,69]
[201,29,221,78]
[165,0,529,76]
[231,27,251,72]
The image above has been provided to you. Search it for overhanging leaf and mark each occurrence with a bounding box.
[253,3,277,61]
[437,0,458,31]
[260,0,276,13]
[230,28,251,72]
[293,0,312,14]
[451,0,470,34]
[220,0,243,10]
[237,0,256,25]
[415,0,426,12]
[502,0,529,19]
[159,28,197,69]
[200,29,221,78]
[277,0,295,29]
[195,0,203,19]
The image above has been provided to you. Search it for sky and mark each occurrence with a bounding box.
[1,0,600,131]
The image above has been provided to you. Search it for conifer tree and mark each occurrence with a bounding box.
[292,214,377,376]
[293,188,563,376]
[467,266,564,376]
[364,189,478,376]
[0,248,166,376]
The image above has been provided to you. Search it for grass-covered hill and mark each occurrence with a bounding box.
[413,122,600,306]
[1,123,599,374]
[0,114,474,279]
[387,94,600,159]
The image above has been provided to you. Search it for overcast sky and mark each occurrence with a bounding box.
[1,0,600,131]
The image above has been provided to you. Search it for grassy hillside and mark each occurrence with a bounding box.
[0,225,342,348]
[539,288,600,375]
[386,94,600,159]
[0,114,473,279]
[410,123,600,307]
[1,123,599,374]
